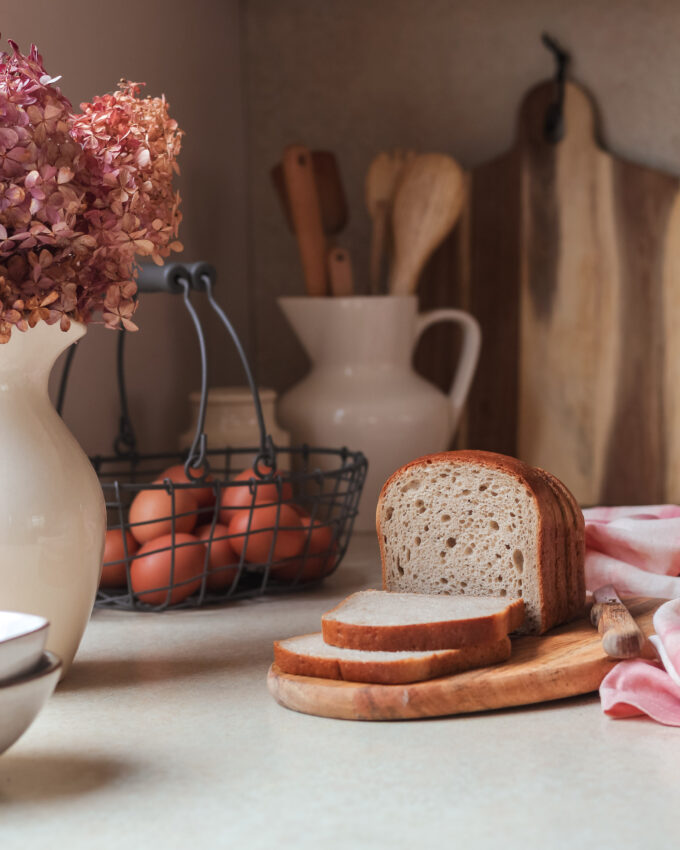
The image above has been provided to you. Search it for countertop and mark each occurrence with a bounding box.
[0,533,677,849]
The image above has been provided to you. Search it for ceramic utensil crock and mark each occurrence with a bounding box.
[278,296,481,530]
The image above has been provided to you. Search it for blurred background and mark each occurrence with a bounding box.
[6,0,680,467]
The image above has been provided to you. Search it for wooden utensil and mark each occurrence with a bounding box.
[590,585,646,659]
[365,149,414,293]
[313,152,348,236]
[389,153,466,296]
[280,145,328,297]
[272,151,348,236]
[327,246,354,297]
[268,597,660,721]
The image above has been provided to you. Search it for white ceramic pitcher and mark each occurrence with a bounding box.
[0,321,105,677]
[277,296,481,531]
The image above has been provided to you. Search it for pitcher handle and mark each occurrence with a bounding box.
[414,309,482,441]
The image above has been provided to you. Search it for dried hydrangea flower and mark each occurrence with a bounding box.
[0,39,183,341]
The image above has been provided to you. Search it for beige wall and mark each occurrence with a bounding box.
[4,0,249,456]
[244,0,680,391]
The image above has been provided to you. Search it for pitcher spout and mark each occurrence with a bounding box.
[278,295,419,368]
[0,321,86,383]
[278,297,325,362]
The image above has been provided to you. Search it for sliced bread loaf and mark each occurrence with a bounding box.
[377,450,584,634]
[274,632,511,684]
[321,589,524,651]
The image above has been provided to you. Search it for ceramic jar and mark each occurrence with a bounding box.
[277,296,481,531]
[180,386,290,467]
[0,321,106,678]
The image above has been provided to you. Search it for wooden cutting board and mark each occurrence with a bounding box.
[415,80,680,506]
[267,597,659,721]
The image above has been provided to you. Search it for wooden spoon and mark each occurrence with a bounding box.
[365,149,414,294]
[280,144,328,296]
[389,153,466,296]
[272,151,347,236]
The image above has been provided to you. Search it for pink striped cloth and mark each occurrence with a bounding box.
[583,506,680,725]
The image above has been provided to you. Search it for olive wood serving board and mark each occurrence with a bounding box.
[267,597,659,721]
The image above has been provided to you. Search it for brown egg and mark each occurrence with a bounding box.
[229,504,304,564]
[273,516,337,582]
[195,523,239,590]
[129,486,198,544]
[100,529,138,587]
[130,533,206,605]
[219,468,294,525]
[160,463,215,508]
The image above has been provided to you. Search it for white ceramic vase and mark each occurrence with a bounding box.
[0,321,105,678]
[278,296,481,531]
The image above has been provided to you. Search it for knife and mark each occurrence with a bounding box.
[590,584,646,659]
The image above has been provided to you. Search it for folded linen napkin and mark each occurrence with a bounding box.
[600,599,680,725]
[583,506,680,725]
[583,505,680,598]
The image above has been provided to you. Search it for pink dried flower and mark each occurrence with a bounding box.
[0,39,183,341]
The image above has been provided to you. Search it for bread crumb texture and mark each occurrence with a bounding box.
[379,459,542,632]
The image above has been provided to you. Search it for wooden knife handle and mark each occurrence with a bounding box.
[282,145,328,297]
[328,247,354,297]
[590,585,646,659]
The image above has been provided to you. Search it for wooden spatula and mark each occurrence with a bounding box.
[280,145,328,296]
[591,585,646,659]
[272,151,347,236]
[365,149,414,294]
[389,153,466,296]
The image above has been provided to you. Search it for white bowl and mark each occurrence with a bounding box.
[0,651,61,755]
[0,611,49,683]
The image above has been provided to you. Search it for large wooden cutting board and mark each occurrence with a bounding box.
[415,80,680,506]
[267,597,659,721]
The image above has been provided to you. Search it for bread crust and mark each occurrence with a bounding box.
[274,634,512,684]
[376,450,567,634]
[321,593,525,651]
[534,468,569,626]
[541,468,585,620]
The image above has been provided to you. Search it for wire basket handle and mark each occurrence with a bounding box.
[187,262,277,478]
[57,260,278,481]
[133,262,212,479]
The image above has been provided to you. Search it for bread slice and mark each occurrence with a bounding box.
[321,589,524,651]
[274,632,511,684]
[377,450,582,633]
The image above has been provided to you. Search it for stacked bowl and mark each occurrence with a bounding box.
[0,612,61,755]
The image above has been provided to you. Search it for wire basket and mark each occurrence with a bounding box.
[58,262,367,611]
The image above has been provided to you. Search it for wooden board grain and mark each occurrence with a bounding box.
[515,82,680,506]
[415,80,680,504]
[267,597,659,721]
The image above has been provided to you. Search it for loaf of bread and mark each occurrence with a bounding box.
[274,632,511,684]
[376,450,585,634]
[321,589,524,650]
